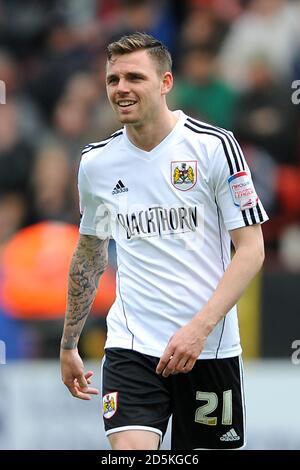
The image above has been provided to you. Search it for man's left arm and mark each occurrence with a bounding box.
[156,223,265,377]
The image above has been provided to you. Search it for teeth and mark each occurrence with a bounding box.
[118,100,136,107]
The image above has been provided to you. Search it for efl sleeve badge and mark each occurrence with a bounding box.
[228,171,258,210]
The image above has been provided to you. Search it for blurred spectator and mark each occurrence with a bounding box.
[234,58,298,164]
[0,193,27,248]
[61,70,119,144]
[52,96,92,154]
[279,224,300,271]
[88,57,123,139]
[242,144,278,215]
[276,165,300,217]
[172,44,238,128]
[0,49,46,144]
[65,72,100,109]
[179,4,226,51]
[219,0,300,89]
[0,0,56,59]
[103,0,178,59]
[31,143,76,223]
[26,14,101,119]
[55,0,99,28]
[0,101,34,205]
[212,0,243,23]
[0,62,35,244]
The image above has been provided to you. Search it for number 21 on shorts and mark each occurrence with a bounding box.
[195,390,232,426]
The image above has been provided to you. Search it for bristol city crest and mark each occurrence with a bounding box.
[103,392,118,419]
[171,160,197,191]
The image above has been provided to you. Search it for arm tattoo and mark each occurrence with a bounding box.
[61,234,109,350]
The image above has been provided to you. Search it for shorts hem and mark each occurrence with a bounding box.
[106,425,162,441]
[193,439,246,450]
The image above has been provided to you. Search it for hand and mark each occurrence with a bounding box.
[60,348,99,400]
[156,318,207,378]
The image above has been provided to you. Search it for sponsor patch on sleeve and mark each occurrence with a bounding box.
[228,171,258,210]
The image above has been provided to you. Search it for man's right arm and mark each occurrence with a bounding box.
[61,234,109,350]
[60,234,109,399]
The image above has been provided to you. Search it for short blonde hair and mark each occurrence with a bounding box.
[107,32,172,75]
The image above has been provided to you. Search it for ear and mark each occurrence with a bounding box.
[161,72,173,96]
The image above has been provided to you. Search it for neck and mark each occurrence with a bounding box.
[125,107,178,152]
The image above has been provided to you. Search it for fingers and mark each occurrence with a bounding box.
[67,381,99,400]
[156,350,196,378]
[156,349,174,375]
[64,371,99,400]
[77,374,88,388]
[67,383,93,400]
[174,357,189,373]
[75,378,99,393]
[85,371,94,380]
[161,356,177,378]
[182,358,196,373]
[156,350,181,378]
[85,371,94,385]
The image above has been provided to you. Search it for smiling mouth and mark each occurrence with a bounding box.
[117,100,137,108]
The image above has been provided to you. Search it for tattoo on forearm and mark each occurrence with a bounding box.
[61,235,109,350]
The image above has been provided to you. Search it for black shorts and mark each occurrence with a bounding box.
[101,348,246,450]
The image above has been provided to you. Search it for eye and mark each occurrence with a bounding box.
[107,77,118,85]
[129,74,144,81]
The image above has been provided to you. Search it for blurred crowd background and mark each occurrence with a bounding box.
[1,0,300,363]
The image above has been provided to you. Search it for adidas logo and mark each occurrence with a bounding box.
[220,428,240,441]
[112,180,129,195]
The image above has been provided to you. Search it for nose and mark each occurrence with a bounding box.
[116,78,130,94]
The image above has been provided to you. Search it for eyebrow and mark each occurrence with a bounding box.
[106,71,148,82]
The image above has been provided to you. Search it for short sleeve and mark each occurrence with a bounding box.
[209,139,269,231]
[78,162,110,238]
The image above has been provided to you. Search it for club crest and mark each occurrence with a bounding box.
[103,391,118,419]
[171,161,197,191]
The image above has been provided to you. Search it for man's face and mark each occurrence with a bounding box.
[106,50,165,126]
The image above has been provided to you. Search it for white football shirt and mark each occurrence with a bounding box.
[79,111,268,359]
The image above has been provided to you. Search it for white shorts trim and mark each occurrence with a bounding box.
[106,425,162,444]
[193,444,246,450]
[239,355,247,449]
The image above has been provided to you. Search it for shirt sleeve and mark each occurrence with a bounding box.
[78,161,110,239]
[209,136,269,231]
